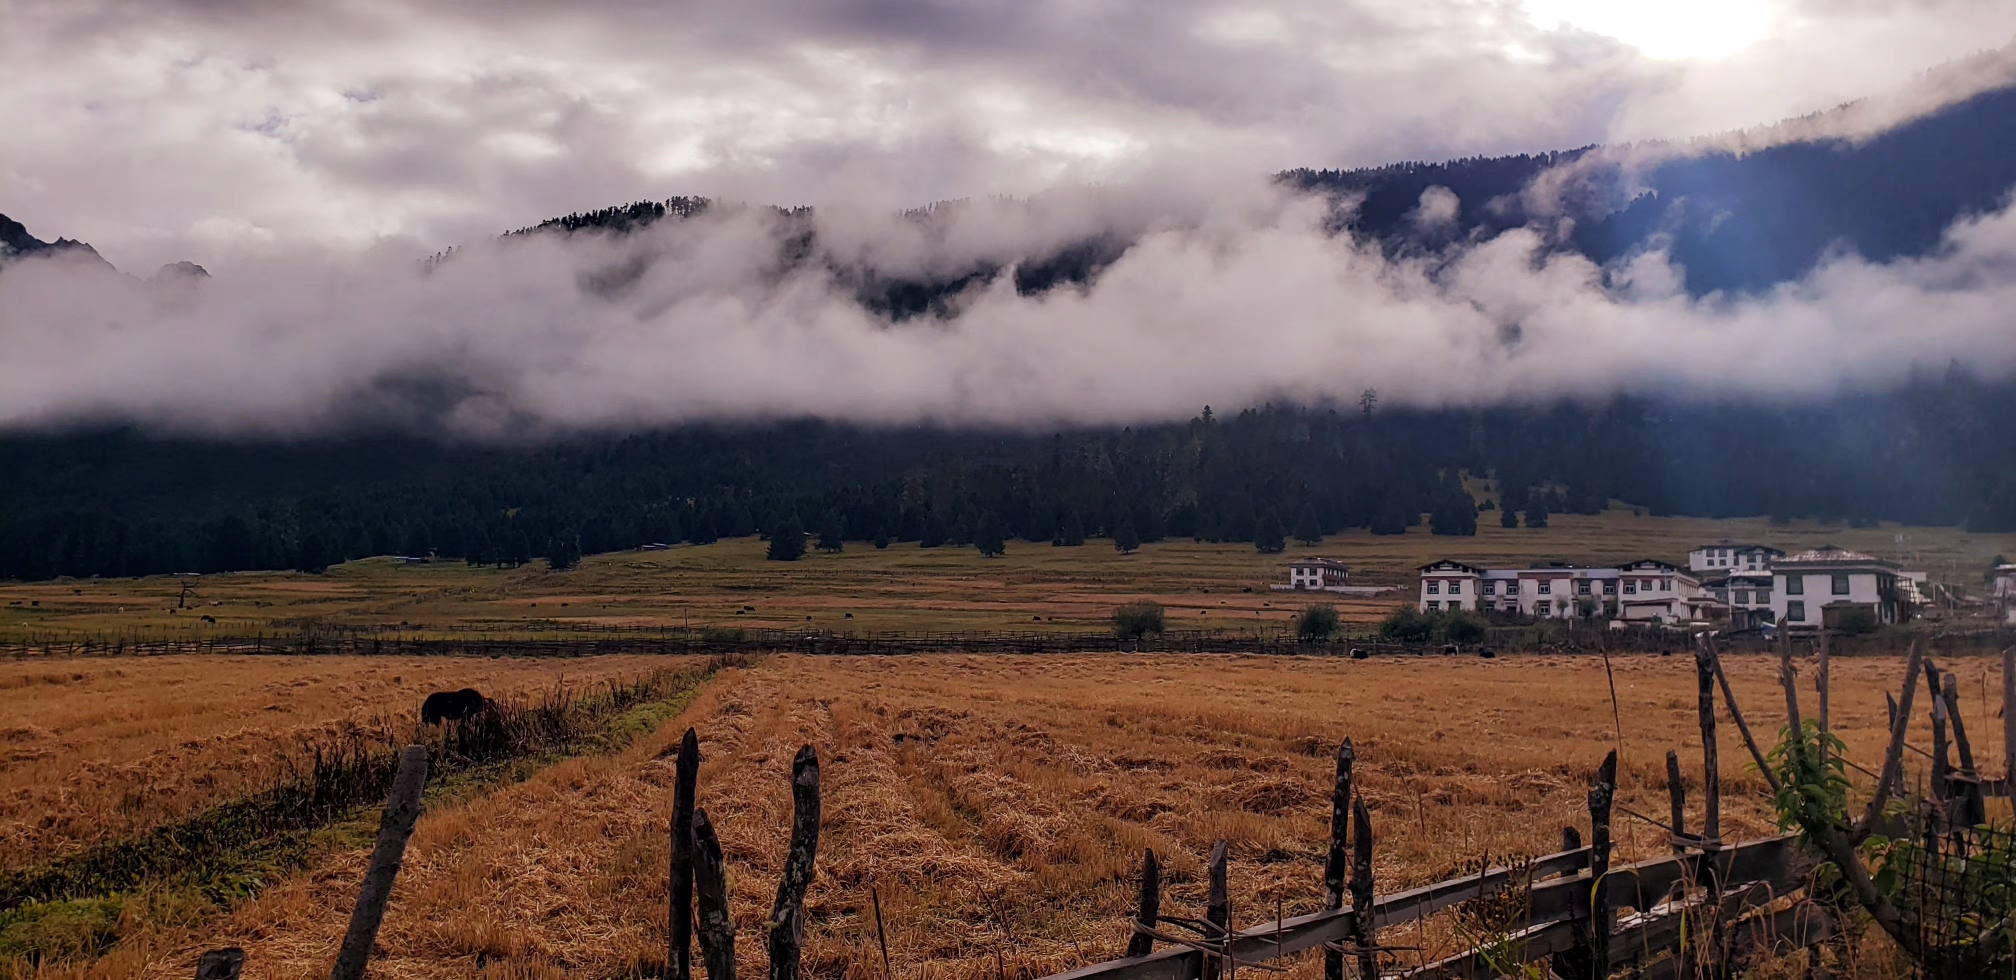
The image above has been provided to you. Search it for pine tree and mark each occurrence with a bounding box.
[1293,505,1322,546]
[920,513,948,548]
[872,527,891,550]
[1431,492,1478,536]
[295,532,332,574]
[1370,498,1409,536]
[1058,512,1087,547]
[974,513,1006,557]
[766,518,806,561]
[1113,515,1141,554]
[1523,504,1549,529]
[1500,506,1521,529]
[546,530,582,571]
[1254,510,1286,553]
[817,514,845,553]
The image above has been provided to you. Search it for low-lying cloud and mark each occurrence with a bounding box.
[6,177,2016,439]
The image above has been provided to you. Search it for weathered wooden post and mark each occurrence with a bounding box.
[1350,796,1376,980]
[2005,646,2016,810]
[1693,641,1721,846]
[1858,643,1923,838]
[1817,631,1832,768]
[1324,740,1354,980]
[331,745,428,980]
[693,808,735,980]
[769,746,821,980]
[1587,751,1617,980]
[1928,663,1953,818]
[1125,849,1160,958]
[1203,840,1230,980]
[1942,672,1988,826]
[195,948,244,980]
[1665,750,1686,855]
[671,728,700,980]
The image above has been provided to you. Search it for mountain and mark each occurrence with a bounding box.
[0,212,113,269]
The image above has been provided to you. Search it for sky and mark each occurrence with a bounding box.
[4,0,2015,272]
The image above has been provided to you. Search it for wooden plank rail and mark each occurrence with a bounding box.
[1042,836,1801,980]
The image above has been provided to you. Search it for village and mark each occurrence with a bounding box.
[1280,541,2016,634]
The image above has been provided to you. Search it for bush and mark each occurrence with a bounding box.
[1295,604,1341,642]
[1440,611,1486,644]
[1377,607,1435,643]
[1112,602,1166,640]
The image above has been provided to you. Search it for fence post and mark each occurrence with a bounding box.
[330,745,428,980]
[1202,840,1229,980]
[670,728,700,980]
[1694,642,1721,846]
[1587,750,1617,980]
[1929,663,1953,824]
[195,948,244,980]
[2004,646,2015,810]
[769,746,822,980]
[1942,672,1988,826]
[1350,796,1376,980]
[1126,849,1160,958]
[693,808,735,980]
[1665,750,1686,855]
[1324,740,1354,980]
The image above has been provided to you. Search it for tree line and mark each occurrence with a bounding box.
[7,366,2016,580]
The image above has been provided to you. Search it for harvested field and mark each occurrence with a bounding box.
[0,654,699,868]
[5,508,2014,640]
[99,649,1986,980]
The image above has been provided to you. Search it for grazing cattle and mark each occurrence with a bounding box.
[1441,644,1459,656]
[1349,648,1369,660]
[1479,648,1498,659]
[421,688,491,725]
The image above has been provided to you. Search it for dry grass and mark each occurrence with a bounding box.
[0,654,695,868]
[78,649,1999,980]
[6,507,2016,640]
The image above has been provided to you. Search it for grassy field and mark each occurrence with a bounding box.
[0,655,701,871]
[1,649,1971,979]
[4,507,2015,641]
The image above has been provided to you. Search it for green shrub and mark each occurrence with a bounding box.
[1377,607,1435,643]
[1112,602,1166,640]
[1439,612,1486,644]
[1295,604,1341,642]
[1830,605,1880,635]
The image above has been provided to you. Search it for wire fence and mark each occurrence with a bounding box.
[1893,814,2016,979]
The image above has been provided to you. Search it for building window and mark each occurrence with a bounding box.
[1623,581,1637,595]
[1735,590,1751,605]
[1787,576,1803,596]
[1539,580,1552,595]
[1788,600,1806,622]
[1426,581,1439,595]
[1448,581,1461,595]
[1536,601,1551,617]
[1425,601,1438,611]
[1482,581,1496,596]
[1758,591,1772,604]
[1832,574,1850,595]
[1577,580,1591,595]
[1603,581,1617,595]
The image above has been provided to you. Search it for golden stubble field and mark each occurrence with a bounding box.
[1,654,696,868]
[4,507,2014,640]
[39,648,1985,980]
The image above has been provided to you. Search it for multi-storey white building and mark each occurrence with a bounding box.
[1284,557,1351,591]
[1688,542,1784,574]
[1770,546,1904,631]
[1419,558,1717,623]
[1705,572,1775,629]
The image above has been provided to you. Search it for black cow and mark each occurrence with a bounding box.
[1349,648,1369,660]
[421,688,491,725]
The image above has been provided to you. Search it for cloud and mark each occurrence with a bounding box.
[6,178,2016,439]
[3,0,2012,272]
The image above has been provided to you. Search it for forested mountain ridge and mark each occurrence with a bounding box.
[7,64,2016,580]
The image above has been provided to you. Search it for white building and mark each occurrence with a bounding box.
[1285,557,1352,591]
[1770,546,1904,631]
[1705,572,1775,629]
[1420,558,1718,623]
[1688,542,1784,574]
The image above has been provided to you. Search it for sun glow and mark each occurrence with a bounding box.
[1520,0,1778,61]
